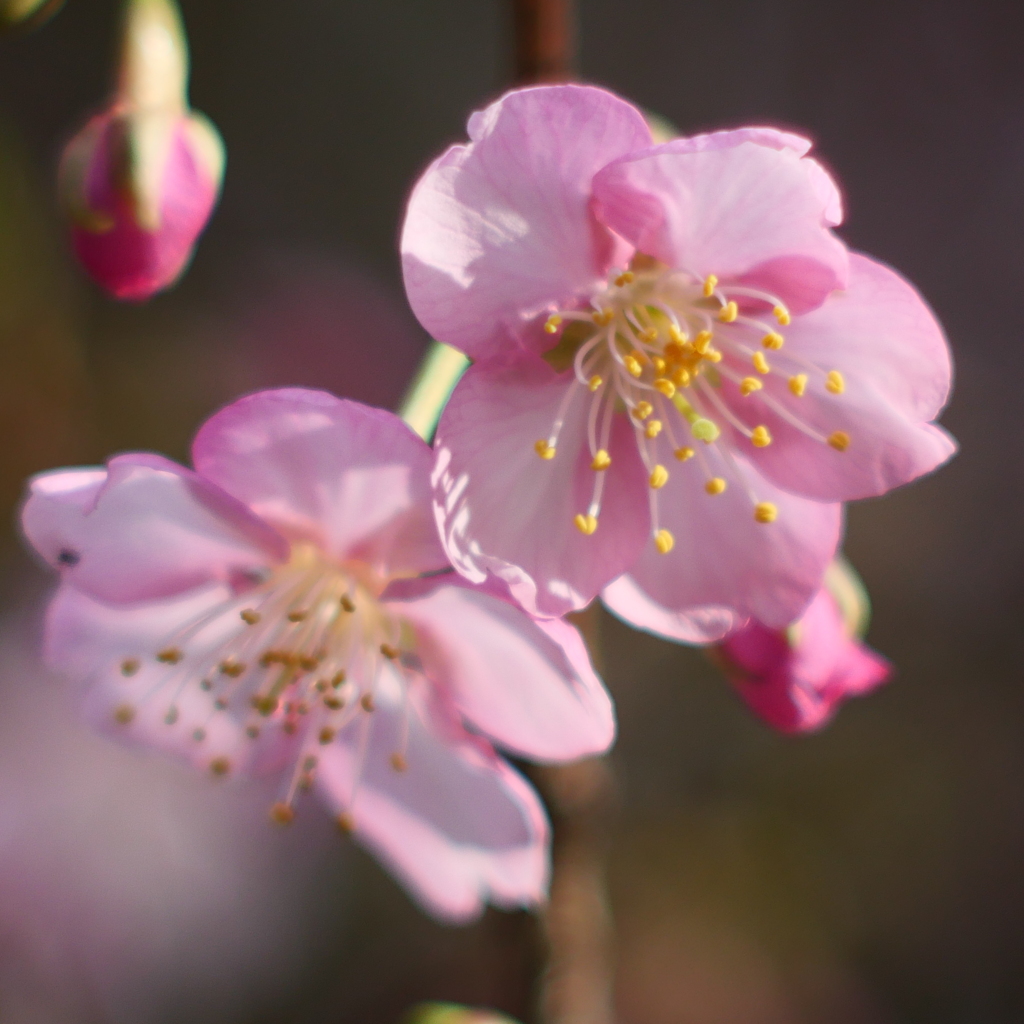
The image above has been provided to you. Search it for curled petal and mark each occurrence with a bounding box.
[193,389,448,575]
[385,575,615,761]
[401,84,652,360]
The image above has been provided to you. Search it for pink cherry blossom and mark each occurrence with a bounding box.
[717,584,891,734]
[401,85,955,637]
[20,389,615,922]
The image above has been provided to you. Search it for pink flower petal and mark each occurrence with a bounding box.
[722,588,891,733]
[384,576,614,761]
[45,584,258,773]
[22,457,288,605]
[316,675,549,922]
[433,354,649,617]
[192,389,448,575]
[592,128,848,310]
[738,254,956,500]
[603,445,842,634]
[401,84,652,360]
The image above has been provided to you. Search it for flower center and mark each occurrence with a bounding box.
[112,543,420,829]
[537,261,849,553]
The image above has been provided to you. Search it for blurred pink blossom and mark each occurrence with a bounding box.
[718,582,890,734]
[401,84,954,639]
[21,389,615,921]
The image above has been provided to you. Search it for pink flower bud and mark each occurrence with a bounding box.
[58,0,224,300]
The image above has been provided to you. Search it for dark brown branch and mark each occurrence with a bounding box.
[511,0,575,84]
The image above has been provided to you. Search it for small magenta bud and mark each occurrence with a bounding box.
[0,0,64,32]
[58,0,225,300]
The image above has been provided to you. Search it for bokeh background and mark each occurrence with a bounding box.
[0,1,1018,1021]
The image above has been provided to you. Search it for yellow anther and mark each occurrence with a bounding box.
[754,502,778,523]
[691,417,720,442]
[694,330,713,354]
[336,812,355,835]
[654,529,675,554]
[752,351,770,374]
[544,314,563,334]
[740,376,763,396]
[240,609,261,625]
[705,477,727,495]
[762,331,784,350]
[624,355,643,378]
[645,420,663,439]
[591,449,612,471]
[639,327,659,344]
[652,356,667,374]
[674,446,695,461]
[390,752,409,773]
[219,658,245,678]
[380,643,400,660]
[649,465,669,489]
[703,273,719,297]
[773,305,791,326]
[534,439,556,459]
[120,658,140,677]
[361,693,376,712]
[633,401,654,420]
[615,271,635,287]
[270,802,295,825]
[574,513,598,535]
[210,757,231,777]
[672,366,692,387]
[828,430,850,451]
[825,370,845,394]
[588,374,603,392]
[653,377,676,398]
[789,373,808,396]
[718,300,738,323]
[630,348,650,365]
[340,595,356,613]
[706,348,723,362]
[287,610,307,622]
[113,703,135,725]
[319,728,336,744]
[664,340,686,361]
[668,324,688,344]
[156,647,183,664]
[592,309,614,326]
[751,425,772,448]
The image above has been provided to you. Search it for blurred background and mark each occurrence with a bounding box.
[0,0,1018,1020]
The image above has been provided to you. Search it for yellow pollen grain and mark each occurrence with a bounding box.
[574,513,598,535]
[588,374,603,392]
[624,356,643,378]
[740,376,763,396]
[754,502,778,523]
[789,374,808,397]
[380,643,400,660]
[633,401,653,420]
[113,703,135,725]
[649,465,669,489]
[773,305,791,326]
[718,301,739,323]
[209,757,231,777]
[653,377,676,398]
[675,446,695,461]
[390,752,409,773]
[652,356,667,374]
[592,309,614,326]
[544,314,563,334]
[691,418,720,443]
[654,529,675,554]
[340,595,356,612]
[534,439,556,459]
[751,425,772,448]
[694,330,713,354]
[240,609,260,625]
[591,449,611,471]
[705,477,727,495]
[156,647,183,664]
[639,327,658,344]
[668,324,688,345]
[615,271,635,287]
[763,331,784,350]
[672,366,692,387]
[120,658,140,677]
[270,802,295,825]
[752,351,770,374]
[828,430,850,451]
[703,274,719,297]
[645,420,663,439]
[825,370,845,394]
[337,812,355,835]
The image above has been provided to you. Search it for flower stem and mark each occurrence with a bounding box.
[511,0,575,83]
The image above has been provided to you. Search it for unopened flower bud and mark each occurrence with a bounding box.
[0,0,64,32]
[58,0,224,300]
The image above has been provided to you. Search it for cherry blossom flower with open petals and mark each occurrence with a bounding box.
[402,84,955,637]
[716,563,891,733]
[20,389,614,922]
